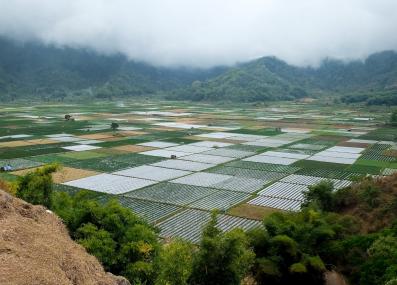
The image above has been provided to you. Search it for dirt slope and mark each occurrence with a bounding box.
[338,173,397,233]
[0,190,130,285]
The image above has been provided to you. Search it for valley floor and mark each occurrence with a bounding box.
[0,100,396,242]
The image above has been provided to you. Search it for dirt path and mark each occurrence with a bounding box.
[325,271,349,285]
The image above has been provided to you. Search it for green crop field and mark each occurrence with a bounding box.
[0,100,396,241]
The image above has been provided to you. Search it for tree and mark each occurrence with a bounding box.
[358,236,397,285]
[189,211,254,285]
[155,239,195,285]
[111,122,119,131]
[15,164,59,209]
[303,180,336,211]
[64,114,72,120]
[76,223,117,270]
[247,209,358,285]
[53,194,161,285]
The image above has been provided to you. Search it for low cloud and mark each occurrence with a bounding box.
[0,0,396,67]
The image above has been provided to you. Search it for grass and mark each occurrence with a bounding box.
[0,172,18,182]
[359,127,397,141]
[65,156,131,172]
[348,164,383,175]
[59,150,109,160]
[29,154,76,164]
[228,203,280,220]
[230,128,282,136]
[355,159,390,168]
[95,138,148,147]
[0,143,71,159]
[293,160,349,170]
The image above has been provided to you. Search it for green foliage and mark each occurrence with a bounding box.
[111,122,119,130]
[303,180,336,211]
[341,90,397,106]
[76,223,117,268]
[52,192,160,284]
[12,164,397,285]
[1,36,397,104]
[386,279,397,285]
[333,176,383,211]
[248,209,355,285]
[357,181,381,208]
[155,240,195,285]
[189,211,255,285]
[15,163,59,208]
[360,236,397,285]
[332,233,397,285]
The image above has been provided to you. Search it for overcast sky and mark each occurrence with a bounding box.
[0,0,397,68]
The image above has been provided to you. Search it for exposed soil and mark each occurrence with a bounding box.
[228,203,280,220]
[77,133,115,140]
[11,167,100,183]
[112,145,155,153]
[325,271,349,285]
[338,174,397,233]
[0,190,130,285]
[337,141,370,148]
[25,139,59,145]
[0,140,34,148]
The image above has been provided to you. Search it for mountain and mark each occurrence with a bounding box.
[169,53,397,103]
[0,36,396,104]
[0,189,130,285]
[0,37,225,100]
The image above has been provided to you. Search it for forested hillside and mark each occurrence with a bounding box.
[0,37,396,104]
[0,37,225,101]
[170,52,397,103]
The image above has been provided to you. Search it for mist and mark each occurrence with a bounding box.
[0,0,396,68]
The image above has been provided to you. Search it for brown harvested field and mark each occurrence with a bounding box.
[12,167,100,183]
[170,108,190,112]
[268,121,324,129]
[228,203,281,220]
[337,141,370,148]
[52,167,100,183]
[100,136,126,142]
[150,127,181,132]
[0,140,34,148]
[384,150,397,157]
[77,133,114,140]
[115,130,147,136]
[314,135,349,142]
[25,138,59,145]
[112,145,156,153]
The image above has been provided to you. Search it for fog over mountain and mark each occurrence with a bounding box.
[1,0,397,68]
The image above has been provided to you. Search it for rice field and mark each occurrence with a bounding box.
[1,100,396,242]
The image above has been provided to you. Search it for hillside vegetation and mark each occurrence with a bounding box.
[1,164,397,285]
[1,37,397,104]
